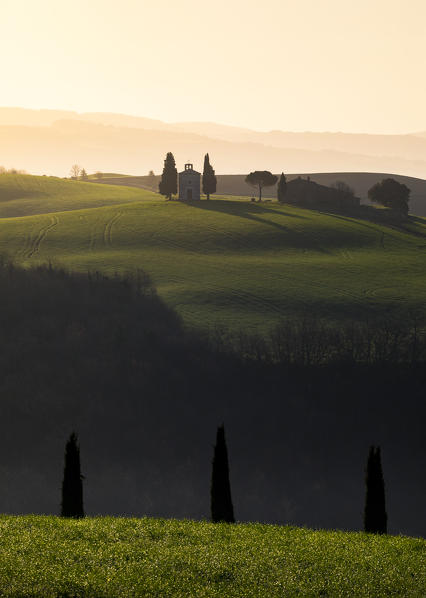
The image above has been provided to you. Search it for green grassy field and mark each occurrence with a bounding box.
[1,174,426,332]
[0,174,145,217]
[0,516,423,597]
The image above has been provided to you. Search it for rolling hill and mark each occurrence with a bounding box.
[0,516,423,597]
[1,174,426,333]
[0,174,147,218]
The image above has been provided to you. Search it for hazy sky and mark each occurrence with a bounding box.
[1,0,425,133]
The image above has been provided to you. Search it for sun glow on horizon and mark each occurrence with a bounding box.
[0,0,425,134]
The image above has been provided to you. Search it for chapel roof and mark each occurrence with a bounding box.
[179,163,200,175]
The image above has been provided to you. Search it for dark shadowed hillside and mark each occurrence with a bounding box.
[0,262,424,537]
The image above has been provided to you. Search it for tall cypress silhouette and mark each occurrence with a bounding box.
[210,424,235,523]
[61,432,84,518]
[277,172,287,203]
[202,153,217,200]
[364,445,387,534]
[159,152,178,200]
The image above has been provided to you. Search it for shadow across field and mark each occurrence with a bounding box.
[180,198,426,251]
[0,187,44,202]
[183,198,425,238]
[315,203,426,235]
[187,198,308,234]
[0,262,424,538]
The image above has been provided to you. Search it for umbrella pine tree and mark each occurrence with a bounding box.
[245,170,278,202]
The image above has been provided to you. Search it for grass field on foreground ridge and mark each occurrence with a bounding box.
[0,174,147,218]
[0,516,424,597]
[1,174,426,332]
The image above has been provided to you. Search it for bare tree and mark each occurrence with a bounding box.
[147,170,156,190]
[332,180,355,196]
[70,165,81,180]
[3,167,26,175]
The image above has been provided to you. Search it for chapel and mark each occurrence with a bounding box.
[178,163,201,201]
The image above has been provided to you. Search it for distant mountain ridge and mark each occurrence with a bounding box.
[0,107,425,179]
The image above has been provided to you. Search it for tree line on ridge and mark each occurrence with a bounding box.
[156,151,411,217]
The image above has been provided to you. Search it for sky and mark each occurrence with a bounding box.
[0,0,425,133]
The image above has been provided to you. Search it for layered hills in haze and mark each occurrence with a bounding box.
[1,107,426,179]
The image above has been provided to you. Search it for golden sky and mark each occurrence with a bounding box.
[1,0,425,133]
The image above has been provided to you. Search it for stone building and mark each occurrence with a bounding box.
[285,177,360,210]
[179,163,200,201]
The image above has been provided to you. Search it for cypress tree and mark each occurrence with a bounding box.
[159,152,178,200]
[210,424,235,523]
[202,153,217,200]
[364,445,387,534]
[61,432,84,518]
[277,172,287,203]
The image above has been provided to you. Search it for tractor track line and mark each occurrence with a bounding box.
[103,211,123,246]
[26,216,59,258]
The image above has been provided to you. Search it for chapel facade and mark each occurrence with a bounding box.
[178,163,201,201]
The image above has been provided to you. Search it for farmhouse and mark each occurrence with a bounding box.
[179,163,200,201]
[286,177,360,210]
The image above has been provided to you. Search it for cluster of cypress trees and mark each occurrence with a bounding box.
[60,430,387,534]
[158,152,217,200]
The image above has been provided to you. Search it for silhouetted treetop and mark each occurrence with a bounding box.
[332,180,354,196]
[364,445,387,534]
[368,178,410,217]
[277,172,287,203]
[61,432,84,518]
[211,424,235,523]
[159,152,178,200]
[202,154,217,200]
[245,171,278,202]
[70,164,81,180]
